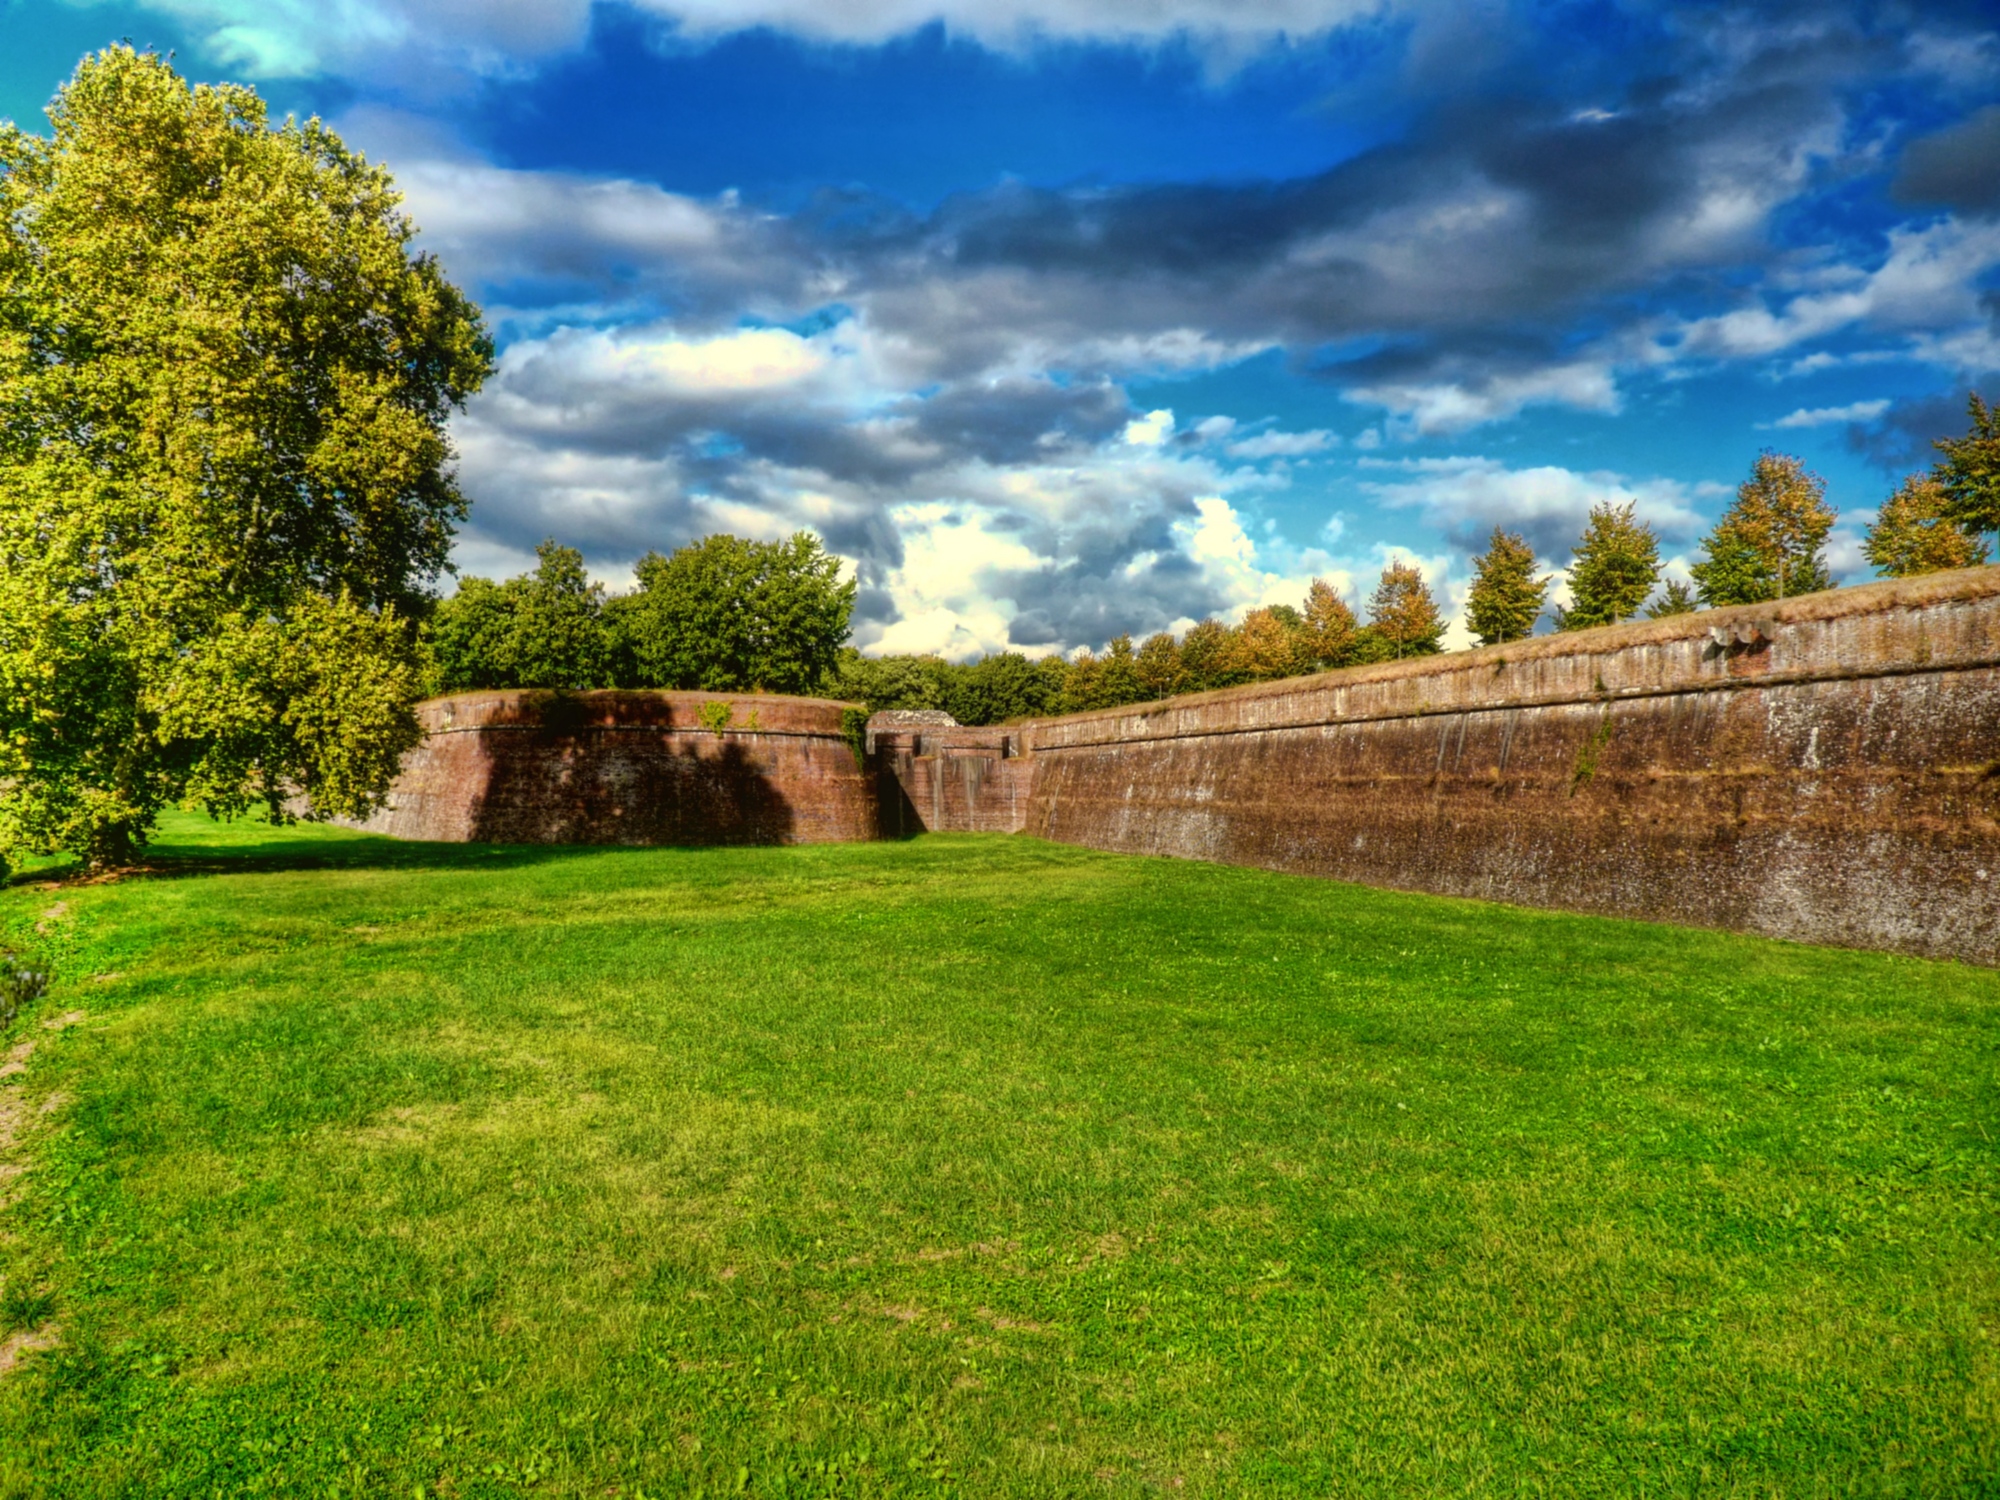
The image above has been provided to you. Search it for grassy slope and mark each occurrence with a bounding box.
[0,812,1994,1497]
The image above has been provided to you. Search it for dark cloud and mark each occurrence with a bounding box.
[1894,106,2000,216]
[1843,390,1977,471]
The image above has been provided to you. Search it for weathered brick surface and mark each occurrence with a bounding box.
[871,727,1032,837]
[355,690,874,845]
[887,569,2000,964]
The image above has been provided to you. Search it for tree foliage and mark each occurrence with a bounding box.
[1863,473,1990,578]
[1689,452,1835,606]
[0,49,492,864]
[428,542,608,693]
[1644,579,1699,618]
[1464,529,1548,645]
[1367,562,1445,658]
[1560,503,1660,629]
[433,532,857,697]
[1931,392,2000,541]
[609,533,856,695]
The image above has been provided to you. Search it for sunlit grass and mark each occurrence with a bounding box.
[0,810,1994,1496]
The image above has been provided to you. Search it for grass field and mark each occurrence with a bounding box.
[0,813,1994,1497]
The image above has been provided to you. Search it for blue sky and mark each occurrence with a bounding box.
[5,0,1998,654]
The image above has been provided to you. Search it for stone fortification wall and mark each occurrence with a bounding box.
[869,723,1031,838]
[355,690,875,846]
[887,569,2000,965]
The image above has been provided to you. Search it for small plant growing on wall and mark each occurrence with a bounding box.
[696,701,734,735]
[840,705,870,770]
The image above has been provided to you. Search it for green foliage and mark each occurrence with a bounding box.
[1367,562,1445,657]
[427,541,608,693]
[1690,452,1835,606]
[1177,617,1234,689]
[1644,579,1699,618]
[829,650,954,715]
[612,532,856,694]
[695,700,734,734]
[1301,578,1359,669]
[1464,529,1549,645]
[2,811,1994,1495]
[0,49,491,865]
[1932,390,2000,539]
[829,572,1376,725]
[1560,502,1661,629]
[1866,473,1991,578]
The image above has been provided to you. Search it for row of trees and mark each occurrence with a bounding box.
[434,415,2000,727]
[843,421,1999,722]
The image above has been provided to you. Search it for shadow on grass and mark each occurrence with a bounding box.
[5,820,660,889]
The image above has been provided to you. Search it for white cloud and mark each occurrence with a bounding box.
[1227,427,1338,458]
[1764,399,1890,428]
[1362,456,1706,560]
[1347,357,1622,436]
[1674,218,2000,364]
[104,0,1405,80]
[1122,408,1175,446]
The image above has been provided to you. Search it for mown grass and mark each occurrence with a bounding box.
[0,812,1994,1497]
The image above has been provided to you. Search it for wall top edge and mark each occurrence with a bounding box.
[414,688,863,736]
[1015,565,2000,749]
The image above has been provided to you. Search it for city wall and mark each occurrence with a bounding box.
[363,569,2000,964]
[350,690,875,846]
[882,569,2000,966]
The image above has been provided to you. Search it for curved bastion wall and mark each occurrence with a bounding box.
[349,690,875,846]
[361,569,2000,964]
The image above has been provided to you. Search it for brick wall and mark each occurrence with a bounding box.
[353,690,874,846]
[888,569,2000,965]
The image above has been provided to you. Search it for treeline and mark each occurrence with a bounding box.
[427,532,856,696]
[427,401,1999,725]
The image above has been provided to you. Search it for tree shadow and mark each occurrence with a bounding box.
[466,729,800,847]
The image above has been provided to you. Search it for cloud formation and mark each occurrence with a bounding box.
[252,2,2000,654]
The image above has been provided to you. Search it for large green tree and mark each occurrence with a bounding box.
[609,532,856,695]
[1689,452,1835,606]
[0,49,492,867]
[1464,528,1548,645]
[1559,503,1660,629]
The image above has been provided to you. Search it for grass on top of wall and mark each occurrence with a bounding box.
[0,812,1994,1498]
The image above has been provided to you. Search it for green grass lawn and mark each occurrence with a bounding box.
[0,813,1994,1497]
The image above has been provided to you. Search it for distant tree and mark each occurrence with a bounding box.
[429,542,608,693]
[1560,503,1660,629]
[1368,562,1445,658]
[1134,632,1187,699]
[1099,635,1146,706]
[828,650,951,715]
[0,49,492,866]
[427,577,518,693]
[1689,452,1834,606]
[1644,580,1699,618]
[1863,473,1990,578]
[948,651,1065,724]
[1464,529,1548,645]
[1178,618,1234,691]
[1301,578,1359,668]
[611,532,854,694]
[1930,393,2000,547]
[1225,608,1308,680]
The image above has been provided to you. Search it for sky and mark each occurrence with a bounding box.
[4,1,1998,655]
